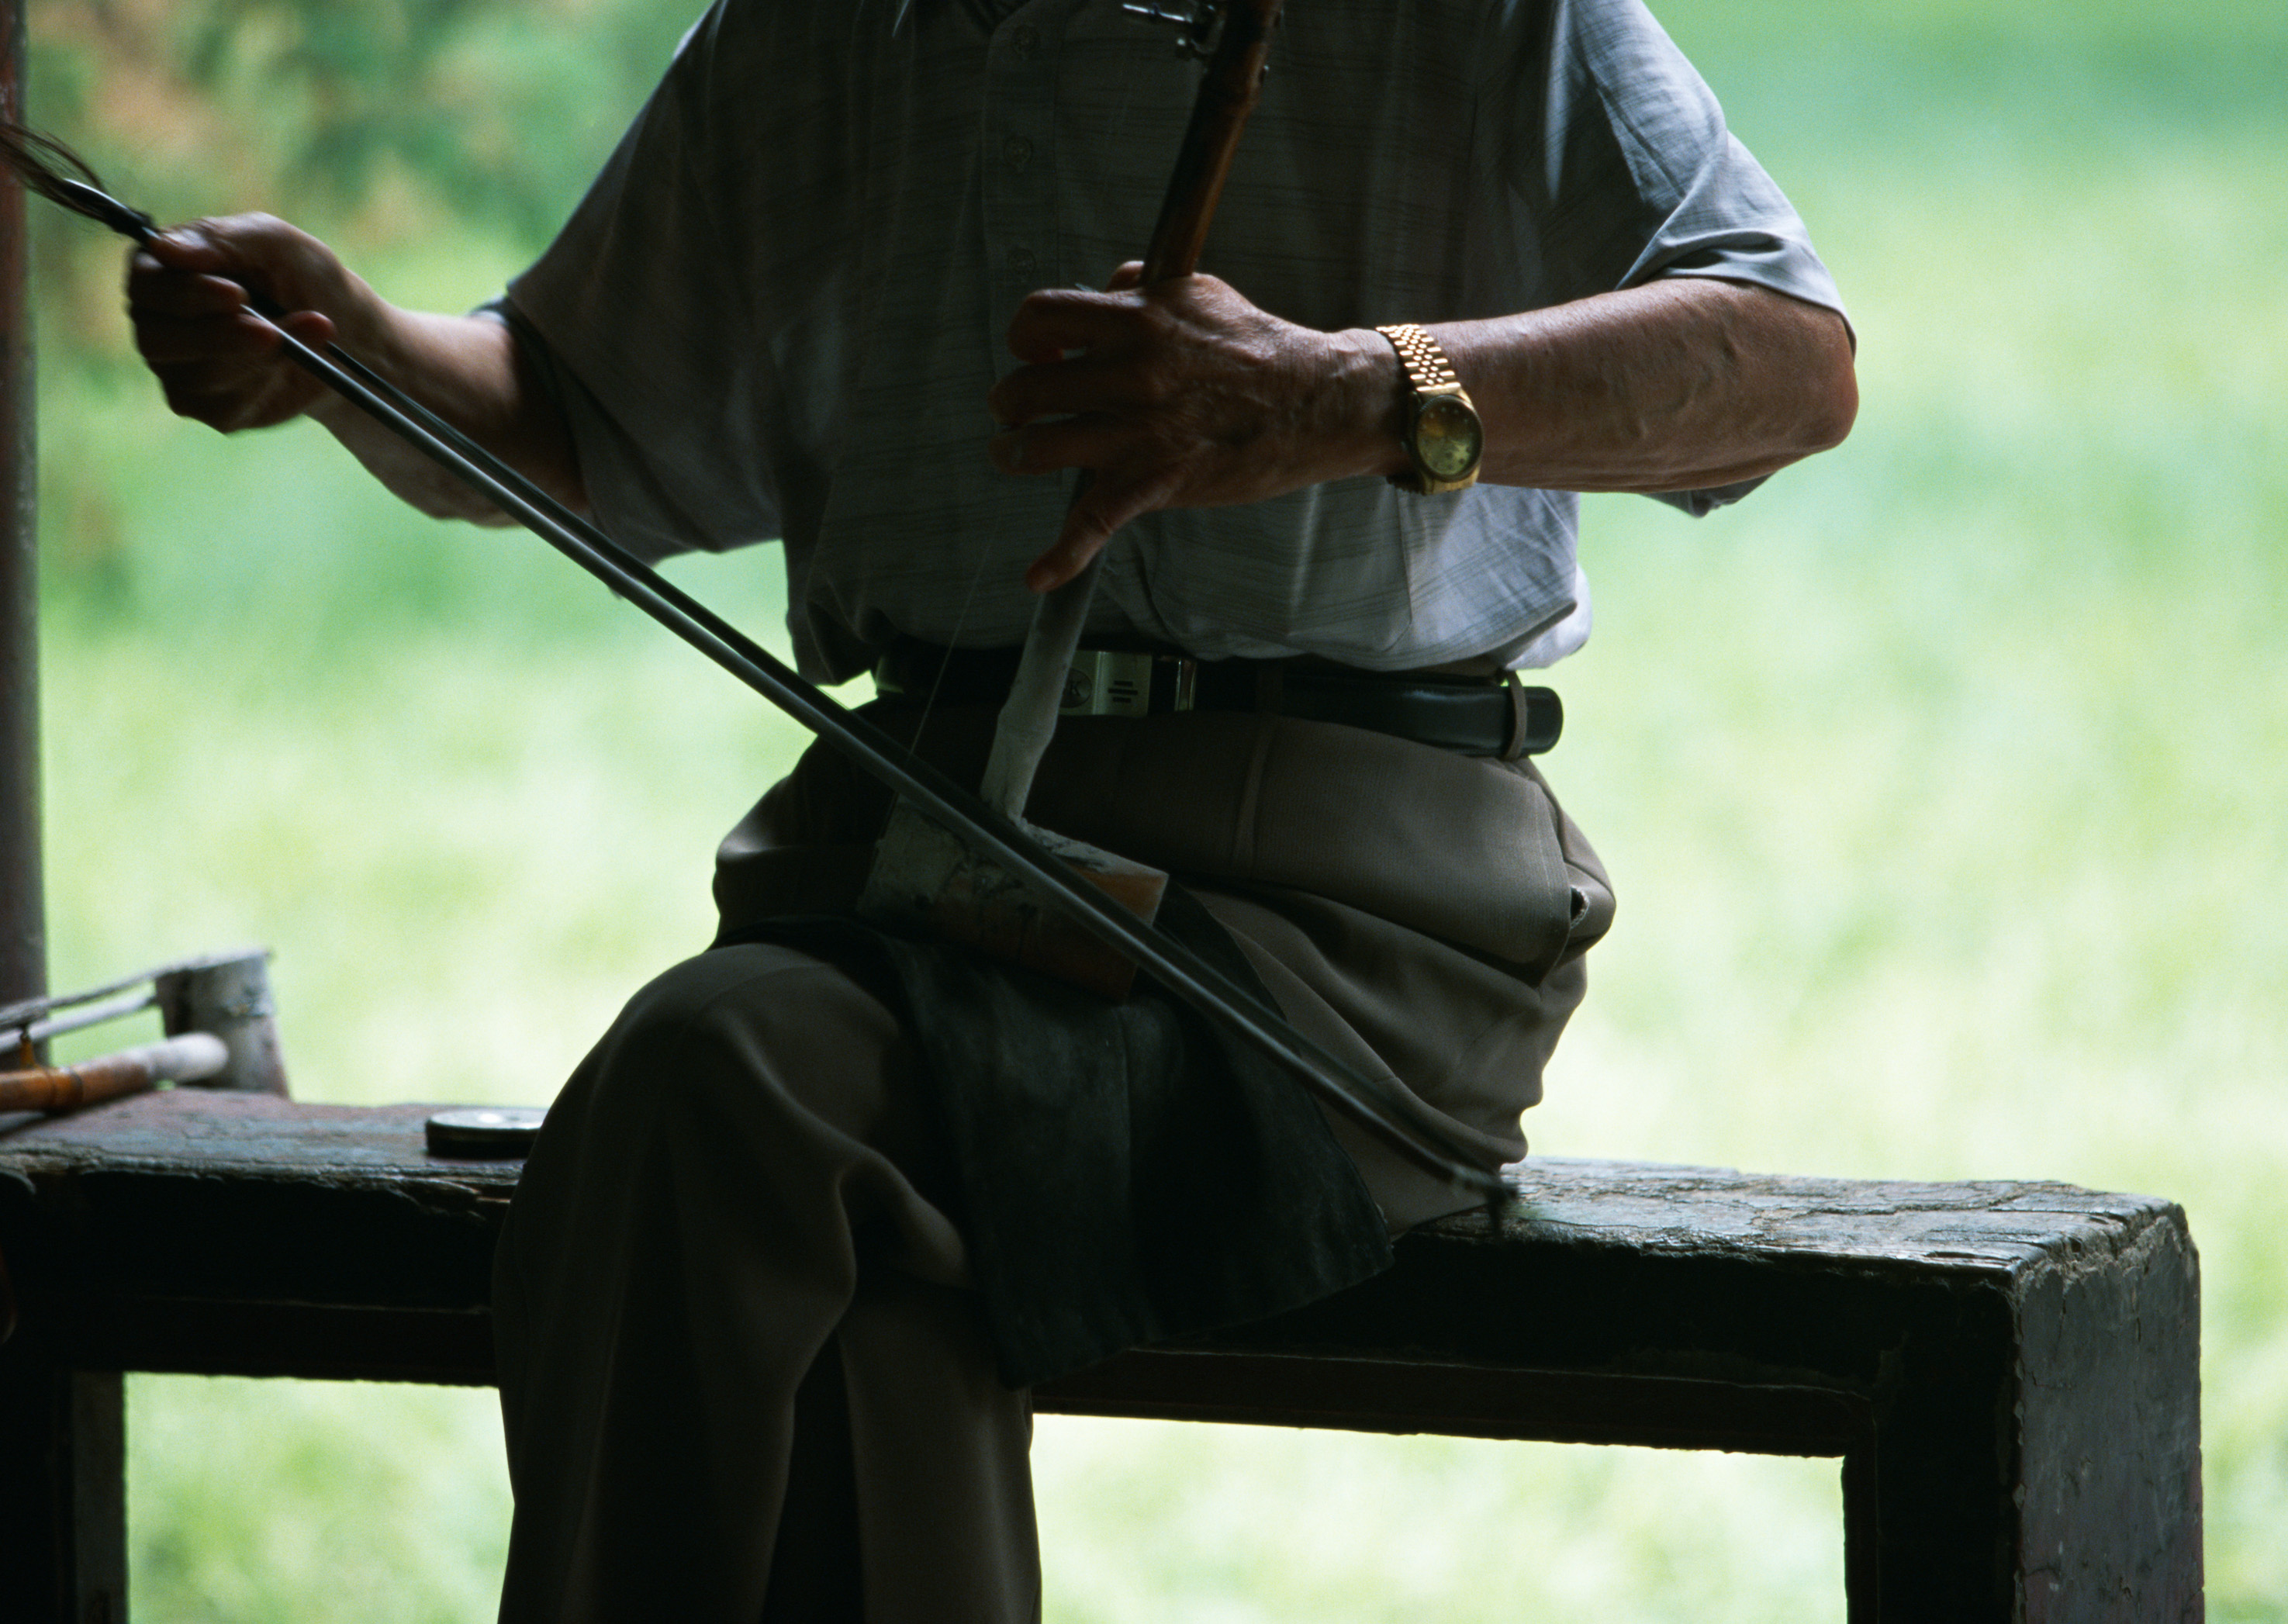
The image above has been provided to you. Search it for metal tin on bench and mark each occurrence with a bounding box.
[425,1107,547,1158]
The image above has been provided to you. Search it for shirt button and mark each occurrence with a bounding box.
[1007,245,1038,273]
[1003,136,1034,171]
[1011,25,1039,57]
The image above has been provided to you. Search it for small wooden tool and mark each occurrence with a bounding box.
[0,1033,229,1115]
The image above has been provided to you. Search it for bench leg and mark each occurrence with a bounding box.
[1840,1448,1878,1620]
[1842,1215,2204,1622]
[1841,1361,2017,1620]
[0,1349,128,1624]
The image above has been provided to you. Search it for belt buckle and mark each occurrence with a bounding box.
[1060,650,1195,718]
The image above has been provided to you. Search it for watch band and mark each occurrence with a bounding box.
[1376,323,1483,495]
[1377,322,1464,396]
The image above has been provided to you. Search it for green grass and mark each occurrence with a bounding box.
[33,2,2288,1618]
[127,1378,512,1624]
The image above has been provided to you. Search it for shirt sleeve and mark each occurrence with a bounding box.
[496,2,784,563]
[1481,0,1849,513]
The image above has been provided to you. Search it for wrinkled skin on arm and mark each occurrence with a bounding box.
[125,222,1854,594]
[989,261,1858,590]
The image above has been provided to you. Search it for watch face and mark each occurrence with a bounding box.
[1415,394,1483,481]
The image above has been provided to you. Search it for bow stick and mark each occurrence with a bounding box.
[1,92,1510,1202]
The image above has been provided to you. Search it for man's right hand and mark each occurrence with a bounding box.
[122,214,587,523]
[126,213,375,434]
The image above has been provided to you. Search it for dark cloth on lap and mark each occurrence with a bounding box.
[715,886,1392,1388]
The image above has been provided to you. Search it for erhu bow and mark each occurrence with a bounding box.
[0,7,1511,1202]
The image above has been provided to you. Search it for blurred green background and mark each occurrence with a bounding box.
[27,0,2286,1617]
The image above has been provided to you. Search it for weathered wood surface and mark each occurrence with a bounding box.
[0,1090,517,1183]
[0,1094,2167,1278]
[1505,1155,2169,1267]
[0,1093,515,1384]
[0,1090,2203,1622]
[1143,1159,2204,1622]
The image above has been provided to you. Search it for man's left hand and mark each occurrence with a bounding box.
[988,264,1396,591]
[987,267,1860,595]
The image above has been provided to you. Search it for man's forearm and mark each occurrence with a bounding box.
[991,270,1858,588]
[130,217,589,524]
[1426,277,1858,493]
[304,307,588,526]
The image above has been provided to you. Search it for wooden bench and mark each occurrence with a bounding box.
[0,1090,2203,1622]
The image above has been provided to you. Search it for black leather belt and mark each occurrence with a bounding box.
[873,639,1561,758]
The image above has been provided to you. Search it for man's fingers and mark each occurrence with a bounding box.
[1003,287,1140,361]
[1024,520,1109,593]
[1103,260,1146,292]
[278,309,336,348]
[130,214,341,320]
[1025,533,1104,593]
[141,226,237,272]
[994,275,1231,427]
[126,262,254,320]
[120,212,353,434]
[136,304,330,426]
[1023,468,1181,593]
[130,308,281,368]
[148,351,284,408]
[131,278,334,359]
[988,413,1143,477]
[988,354,1157,430]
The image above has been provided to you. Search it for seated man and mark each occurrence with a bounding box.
[127,1,1855,1617]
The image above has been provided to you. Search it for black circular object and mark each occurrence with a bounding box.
[425,1107,548,1159]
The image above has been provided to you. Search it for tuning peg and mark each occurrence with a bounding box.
[1119,1,1223,60]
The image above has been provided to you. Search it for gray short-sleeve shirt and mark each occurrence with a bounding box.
[504,0,1844,682]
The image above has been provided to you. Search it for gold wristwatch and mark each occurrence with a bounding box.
[1376,323,1484,496]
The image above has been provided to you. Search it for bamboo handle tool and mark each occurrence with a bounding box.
[0,1033,229,1114]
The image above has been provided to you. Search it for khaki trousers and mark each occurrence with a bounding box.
[493,707,1612,1622]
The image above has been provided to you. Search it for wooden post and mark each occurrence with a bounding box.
[0,0,38,1012]
[0,1353,128,1624]
[0,6,131,1618]
[1837,1212,2203,1619]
